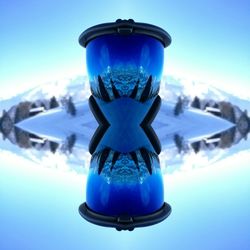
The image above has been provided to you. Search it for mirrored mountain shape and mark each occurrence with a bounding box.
[0,75,249,174]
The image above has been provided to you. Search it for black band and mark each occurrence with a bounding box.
[79,19,171,48]
[79,202,171,231]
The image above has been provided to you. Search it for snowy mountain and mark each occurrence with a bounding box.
[16,101,96,147]
[160,75,250,112]
[0,75,90,111]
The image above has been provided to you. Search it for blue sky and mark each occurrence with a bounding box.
[0,0,249,96]
[0,145,249,250]
[0,1,250,249]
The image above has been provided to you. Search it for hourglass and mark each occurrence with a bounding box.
[78,19,172,231]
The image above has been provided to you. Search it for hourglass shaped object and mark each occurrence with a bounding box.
[78,19,172,231]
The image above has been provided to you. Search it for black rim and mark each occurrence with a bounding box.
[88,95,110,154]
[79,202,171,231]
[140,95,162,154]
[79,19,172,48]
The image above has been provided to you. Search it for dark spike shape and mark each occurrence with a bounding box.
[139,147,152,174]
[98,75,111,102]
[140,75,152,102]
[129,79,139,99]
[49,141,59,154]
[89,127,106,154]
[140,95,162,154]
[98,148,111,175]
[191,141,200,154]
[111,79,120,99]
[110,151,120,171]
[130,151,139,171]
[88,96,110,154]
[89,95,109,126]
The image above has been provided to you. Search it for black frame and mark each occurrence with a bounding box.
[79,202,171,231]
[79,19,171,48]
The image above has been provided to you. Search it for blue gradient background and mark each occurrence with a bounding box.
[0,0,249,95]
[0,1,250,250]
[1,148,249,250]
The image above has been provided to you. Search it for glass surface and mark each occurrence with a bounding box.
[86,153,163,216]
[86,34,164,100]
[84,32,166,225]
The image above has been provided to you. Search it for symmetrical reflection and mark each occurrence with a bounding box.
[1,19,250,231]
[1,101,248,153]
[172,96,249,154]
[0,98,76,153]
[81,147,170,231]
[0,79,249,229]
[1,92,249,160]
[81,86,169,230]
[78,20,173,229]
